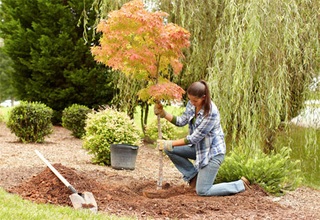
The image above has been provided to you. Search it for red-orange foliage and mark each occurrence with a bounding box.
[138,80,186,101]
[91,0,190,102]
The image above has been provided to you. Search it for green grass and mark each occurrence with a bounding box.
[133,104,188,139]
[0,107,11,122]
[0,188,131,220]
[274,125,320,190]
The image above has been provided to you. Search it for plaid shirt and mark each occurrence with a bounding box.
[173,101,226,170]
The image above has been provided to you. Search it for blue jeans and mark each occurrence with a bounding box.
[165,145,245,196]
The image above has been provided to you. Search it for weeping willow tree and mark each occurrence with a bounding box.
[87,0,319,153]
[209,0,319,151]
[157,0,319,153]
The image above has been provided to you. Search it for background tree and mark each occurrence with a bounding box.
[0,47,16,102]
[160,0,319,152]
[111,72,147,120]
[0,0,115,122]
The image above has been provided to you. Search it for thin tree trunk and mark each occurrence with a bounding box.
[156,115,163,190]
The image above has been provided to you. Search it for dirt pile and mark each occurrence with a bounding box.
[7,163,314,219]
[8,164,98,206]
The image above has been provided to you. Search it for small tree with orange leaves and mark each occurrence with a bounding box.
[91,0,190,189]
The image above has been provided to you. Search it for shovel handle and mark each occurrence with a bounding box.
[35,150,78,194]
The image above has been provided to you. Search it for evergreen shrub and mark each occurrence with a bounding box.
[7,101,53,143]
[62,104,91,138]
[82,107,142,166]
[216,147,302,195]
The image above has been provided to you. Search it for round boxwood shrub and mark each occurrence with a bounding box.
[82,107,142,166]
[7,101,53,143]
[62,104,91,138]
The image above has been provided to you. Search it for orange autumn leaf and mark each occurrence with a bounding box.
[138,80,185,102]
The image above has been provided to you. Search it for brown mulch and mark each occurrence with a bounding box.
[1,123,320,219]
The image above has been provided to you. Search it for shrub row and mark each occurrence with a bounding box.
[6,102,90,142]
[5,102,302,195]
[6,103,143,166]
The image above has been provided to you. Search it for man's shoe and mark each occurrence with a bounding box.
[241,176,251,190]
[189,174,197,189]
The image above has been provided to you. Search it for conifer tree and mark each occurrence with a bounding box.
[0,0,115,122]
[0,47,15,101]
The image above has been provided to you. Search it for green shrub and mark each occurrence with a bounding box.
[216,147,302,195]
[145,118,180,141]
[7,101,53,143]
[62,104,91,138]
[82,107,142,166]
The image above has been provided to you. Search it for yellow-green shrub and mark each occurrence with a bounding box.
[82,107,142,165]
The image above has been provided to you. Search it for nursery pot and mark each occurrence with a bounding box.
[110,144,139,170]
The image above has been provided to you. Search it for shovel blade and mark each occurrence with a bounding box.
[69,192,98,213]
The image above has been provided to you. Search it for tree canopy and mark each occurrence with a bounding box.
[91,0,190,103]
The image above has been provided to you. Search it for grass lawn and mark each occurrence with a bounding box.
[0,188,129,220]
[0,107,11,122]
[133,105,189,139]
[274,125,320,190]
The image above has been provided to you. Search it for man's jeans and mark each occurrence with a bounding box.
[165,145,245,196]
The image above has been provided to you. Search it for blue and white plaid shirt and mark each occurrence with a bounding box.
[173,101,226,170]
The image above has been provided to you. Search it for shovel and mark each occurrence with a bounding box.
[35,150,98,213]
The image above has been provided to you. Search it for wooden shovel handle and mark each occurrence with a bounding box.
[35,150,78,194]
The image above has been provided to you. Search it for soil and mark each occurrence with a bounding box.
[1,123,320,219]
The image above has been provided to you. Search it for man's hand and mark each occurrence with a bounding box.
[154,103,166,118]
[157,140,173,151]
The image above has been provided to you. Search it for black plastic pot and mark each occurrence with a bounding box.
[110,144,139,170]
